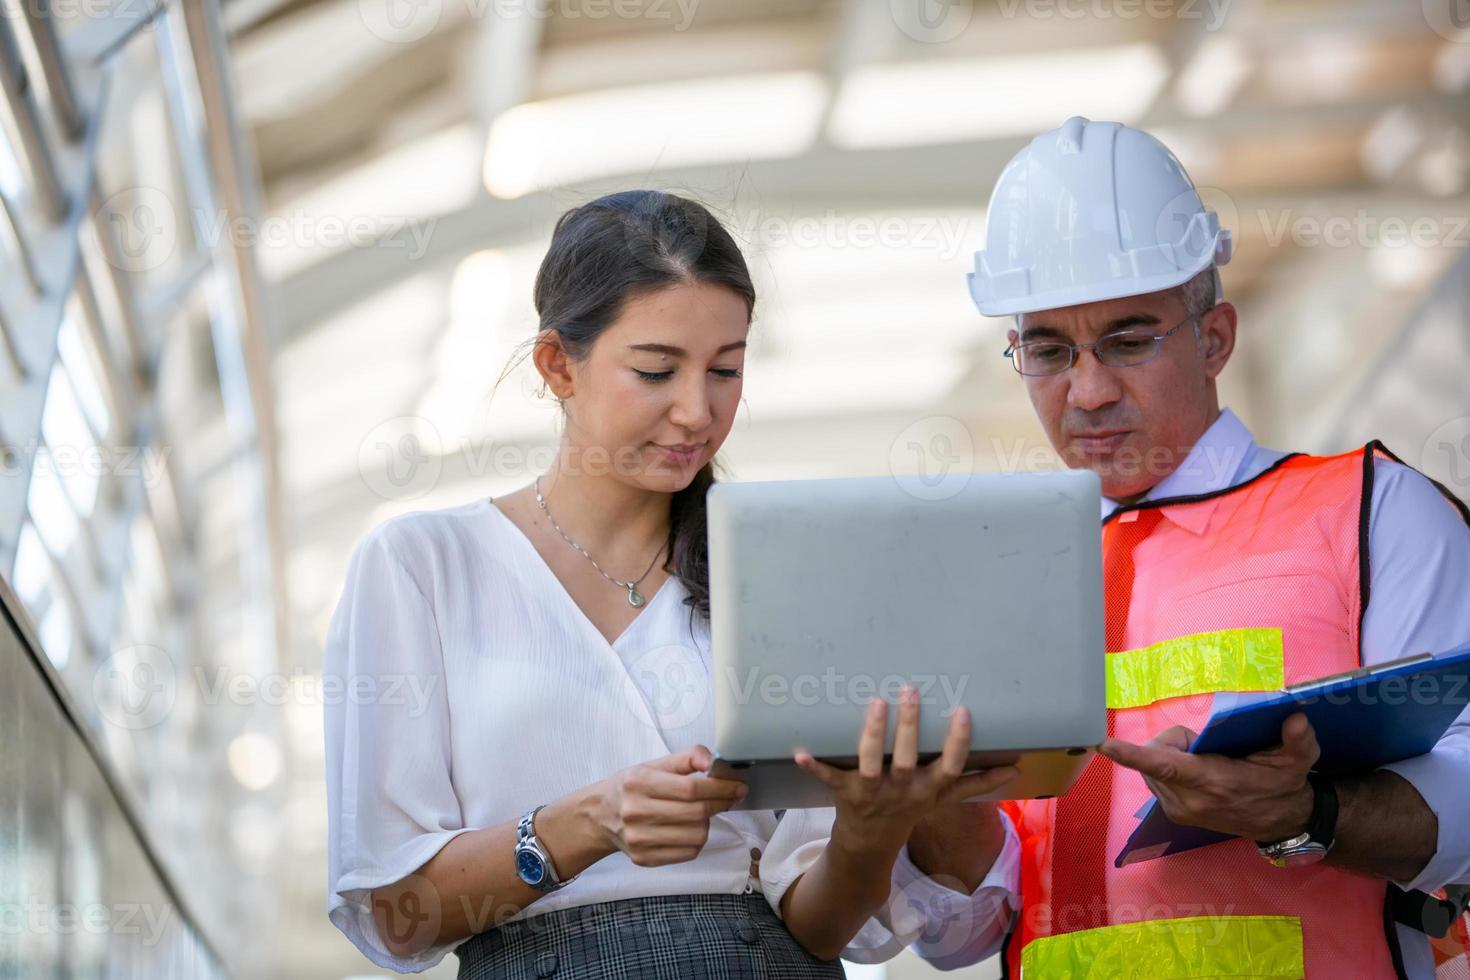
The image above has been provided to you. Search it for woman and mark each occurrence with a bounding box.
[324,190,1019,978]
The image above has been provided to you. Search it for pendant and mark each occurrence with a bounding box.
[627,584,645,607]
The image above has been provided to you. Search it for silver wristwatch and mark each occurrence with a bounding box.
[1257,831,1329,868]
[514,805,576,893]
[1257,773,1337,869]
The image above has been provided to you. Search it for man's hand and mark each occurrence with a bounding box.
[1098,712,1318,843]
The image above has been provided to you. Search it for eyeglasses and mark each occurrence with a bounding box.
[1004,311,1205,377]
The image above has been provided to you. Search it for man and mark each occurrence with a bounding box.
[901,116,1470,977]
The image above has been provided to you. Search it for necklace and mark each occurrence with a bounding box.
[533,476,665,607]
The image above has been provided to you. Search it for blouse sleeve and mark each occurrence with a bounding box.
[324,526,474,973]
[756,806,1012,965]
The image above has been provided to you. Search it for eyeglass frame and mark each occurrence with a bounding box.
[1003,307,1213,377]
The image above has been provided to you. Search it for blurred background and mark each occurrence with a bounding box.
[2,0,1468,976]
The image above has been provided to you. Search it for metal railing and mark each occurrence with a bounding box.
[0,0,288,972]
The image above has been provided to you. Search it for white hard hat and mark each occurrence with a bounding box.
[968,115,1232,317]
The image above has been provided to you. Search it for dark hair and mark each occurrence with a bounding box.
[530,190,755,620]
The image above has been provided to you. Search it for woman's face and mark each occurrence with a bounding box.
[558,281,750,493]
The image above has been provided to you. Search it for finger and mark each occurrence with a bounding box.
[1158,785,1210,830]
[631,821,712,848]
[892,687,920,772]
[1139,770,1189,811]
[629,846,704,867]
[701,793,744,816]
[640,769,748,803]
[651,744,714,776]
[649,793,746,822]
[1099,737,1203,788]
[689,777,749,803]
[794,751,845,788]
[1150,726,1196,753]
[857,698,888,779]
[1245,717,1321,772]
[1281,713,1320,767]
[1142,777,1188,821]
[938,765,1021,805]
[688,744,714,772]
[931,706,973,779]
[633,798,733,823]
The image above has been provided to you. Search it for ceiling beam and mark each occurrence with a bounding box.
[269,87,1470,350]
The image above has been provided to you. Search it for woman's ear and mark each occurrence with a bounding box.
[532,330,576,401]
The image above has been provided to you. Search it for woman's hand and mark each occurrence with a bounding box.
[588,744,748,867]
[795,686,1019,858]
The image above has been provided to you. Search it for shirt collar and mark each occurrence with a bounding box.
[1100,408,1265,531]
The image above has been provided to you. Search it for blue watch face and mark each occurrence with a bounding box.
[516,848,547,885]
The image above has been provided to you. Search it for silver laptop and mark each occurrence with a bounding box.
[705,470,1105,810]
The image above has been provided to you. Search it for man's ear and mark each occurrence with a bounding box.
[532,330,576,400]
[1200,302,1237,380]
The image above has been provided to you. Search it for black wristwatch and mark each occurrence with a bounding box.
[1257,772,1338,868]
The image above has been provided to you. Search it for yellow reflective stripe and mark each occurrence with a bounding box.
[1022,915,1304,979]
[1106,628,1285,710]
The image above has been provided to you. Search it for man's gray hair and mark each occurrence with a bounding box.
[1177,265,1221,317]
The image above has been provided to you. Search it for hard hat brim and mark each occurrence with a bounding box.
[969,231,1232,318]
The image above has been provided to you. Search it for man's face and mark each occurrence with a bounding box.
[1008,286,1236,503]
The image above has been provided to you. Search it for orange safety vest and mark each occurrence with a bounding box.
[1002,442,1470,979]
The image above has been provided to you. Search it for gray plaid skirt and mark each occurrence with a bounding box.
[454,892,848,980]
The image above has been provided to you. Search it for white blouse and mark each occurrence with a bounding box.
[323,496,1014,973]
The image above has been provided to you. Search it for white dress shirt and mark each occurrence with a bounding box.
[916,407,1470,974]
[323,496,999,973]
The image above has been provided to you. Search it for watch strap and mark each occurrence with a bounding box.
[1303,772,1338,852]
[1255,772,1338,851]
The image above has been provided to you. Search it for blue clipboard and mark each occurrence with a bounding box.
[1115,643,1470,868]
